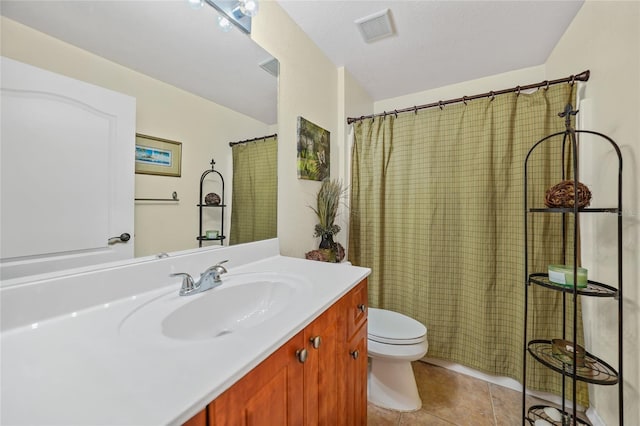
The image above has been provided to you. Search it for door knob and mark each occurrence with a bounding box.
[357,304,367,313]
[350,350,359,360]
[310,336,322,349]
[296,348,308,363]
[108,233,131,244]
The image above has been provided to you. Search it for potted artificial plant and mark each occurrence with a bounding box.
[306,179,346,262]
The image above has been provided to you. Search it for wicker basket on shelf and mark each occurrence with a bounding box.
[544,180,592,208]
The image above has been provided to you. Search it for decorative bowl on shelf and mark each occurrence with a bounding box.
[548,264,588,288]
[205,192,221,205]
[551,339,586,367]
[544,180,592,208]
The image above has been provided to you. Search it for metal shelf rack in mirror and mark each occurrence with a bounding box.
[197,159,226,247]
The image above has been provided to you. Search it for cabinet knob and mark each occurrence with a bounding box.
[310,335,322,349]
[357,304,367,313]
[350,350,359,360]
[296,348,308,363]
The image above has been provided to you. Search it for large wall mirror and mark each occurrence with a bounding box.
[1,1,278,280]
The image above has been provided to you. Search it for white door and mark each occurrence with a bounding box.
[1,57,136,280]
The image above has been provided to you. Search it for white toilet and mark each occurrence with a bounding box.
[367,307,428,412]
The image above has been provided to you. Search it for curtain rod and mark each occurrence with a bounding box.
[346,70,590,125]
[228,133,278,147]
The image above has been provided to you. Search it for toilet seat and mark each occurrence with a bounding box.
[368,307,427,345]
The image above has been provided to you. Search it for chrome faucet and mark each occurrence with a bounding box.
[170,260,228,296]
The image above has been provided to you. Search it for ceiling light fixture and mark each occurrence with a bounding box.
[199,0,258,34]
[217,15,232,32]
[239,0,259,18]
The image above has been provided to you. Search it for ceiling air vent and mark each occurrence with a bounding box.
[355,8,394,43]
[259,57,279,77]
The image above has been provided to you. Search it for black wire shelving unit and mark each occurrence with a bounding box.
[522,104,623,425]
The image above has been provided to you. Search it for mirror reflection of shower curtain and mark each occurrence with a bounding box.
[230,136,277,245]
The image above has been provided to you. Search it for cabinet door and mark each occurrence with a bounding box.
[345,324,368,426]
[304,302,339,425]
[338,279,368,425]
[346,279,368,340]
[183,409,207,426]
[209,331,305,426]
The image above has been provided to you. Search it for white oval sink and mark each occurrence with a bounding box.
[118,272,311,342]
[162,279,294,340]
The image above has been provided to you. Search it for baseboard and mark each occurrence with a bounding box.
[422,357,601,423]
[423,357,524,393]
[585,407,605,426]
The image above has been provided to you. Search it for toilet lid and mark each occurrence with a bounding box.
[368,307,427,345]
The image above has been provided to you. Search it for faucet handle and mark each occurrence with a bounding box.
[170,272,196,296]
[214,260,228,273]
[202,260,228,283]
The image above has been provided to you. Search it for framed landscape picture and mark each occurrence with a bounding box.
[297,117,329,181]
[135,133,182,177]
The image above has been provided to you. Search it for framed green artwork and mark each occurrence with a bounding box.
[296,117,329,181]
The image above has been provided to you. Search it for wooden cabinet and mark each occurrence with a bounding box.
[338,279,368,425]
[303,299,339,425]
[209,332,304,426]
[182,409,207,426]
[345,279,368,340]
[184,279,368,426]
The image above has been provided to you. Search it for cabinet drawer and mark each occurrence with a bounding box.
[346,279,368,340]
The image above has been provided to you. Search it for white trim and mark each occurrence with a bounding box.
[424,357,523,392]
[585,406,606,426]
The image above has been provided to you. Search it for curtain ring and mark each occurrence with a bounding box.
[394,110,398,118]
[463,96,468,106]
[414,106,418,115]
[544,80,550,91]
[438,101,444,110]
[516,86,521,96]
[570,75,576,86]
[489,91,495,101]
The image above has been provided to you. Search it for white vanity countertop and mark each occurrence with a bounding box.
[0,241,370,425]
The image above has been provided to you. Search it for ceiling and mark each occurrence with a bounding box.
[1,1,584,123]
[277,0,584,102]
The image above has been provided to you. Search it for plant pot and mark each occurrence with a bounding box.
[319,233,335,250]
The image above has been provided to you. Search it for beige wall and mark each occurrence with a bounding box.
[252,1,376,258]
[335,67,375,256]
[374,65,545,113]
[1,17,271,257]
[252,2,341,257]
[546,1,640,424]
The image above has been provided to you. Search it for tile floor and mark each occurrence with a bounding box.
[367,361,591,426]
